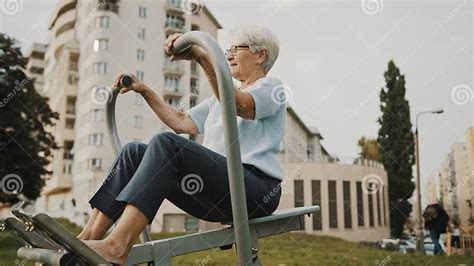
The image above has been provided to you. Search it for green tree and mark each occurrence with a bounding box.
[356,136,380,161]
[377,60,415,238]
[0,33,58,205]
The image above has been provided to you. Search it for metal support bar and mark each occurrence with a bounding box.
[162,31,252,265]
[125,212,308,265]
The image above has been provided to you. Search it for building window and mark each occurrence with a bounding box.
[138,6,147,17]
[190,61,198,75]
[66,96,76,114]
[63,141,74,160]
[328,180,338,229]
[87,158,102,171]
[63,163,72,175]
[191,24,199,31]
[136,71,144,81]
[93,62,107,74]
[184,217,199,233]
[138,27,146,40]
[164,77,179,91]
[377,188,382,226]
[65,118,75,129]
[133,115,143,128]
[135,93,143,106]
[311,180,322,231]
[294,179,305,229]
[189,97,196,108]
[91,108,105,122]
[343,181,352,229]
[382,185,387,226]
[137,49,145,61]
[190,78,199,95]
[96,16,110,28]
[165,13,184,29]
[368,193,374,227]
[93,39,108,51]
[294,180,304,207]
[68,73,79,85]
[164,97,180,108]
[89,133,104,146]
[356,181,364,227]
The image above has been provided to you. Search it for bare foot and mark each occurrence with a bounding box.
[83,239,128,264]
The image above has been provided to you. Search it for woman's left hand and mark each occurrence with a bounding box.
[113,73,149,95]
[164,33,205,61]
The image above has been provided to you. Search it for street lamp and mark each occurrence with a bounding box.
[415,108,444,254]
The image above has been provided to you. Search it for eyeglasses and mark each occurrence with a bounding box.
[224,45,250,57]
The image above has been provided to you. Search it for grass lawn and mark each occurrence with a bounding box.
[1,218,473,265]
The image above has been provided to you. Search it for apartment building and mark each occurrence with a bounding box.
[24,43,48,95]
[30,0,221,225]
[429,127,474,226]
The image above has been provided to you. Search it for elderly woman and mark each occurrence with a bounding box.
[78,25,285,264]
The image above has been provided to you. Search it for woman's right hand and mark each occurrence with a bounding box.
[113,73,149,95]
[164,33,205,61]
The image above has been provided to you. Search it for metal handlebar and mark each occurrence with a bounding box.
[106,31,254,265]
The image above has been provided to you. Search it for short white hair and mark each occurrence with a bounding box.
[229,25,280,73]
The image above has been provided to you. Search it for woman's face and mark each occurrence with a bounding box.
[226,44,264,80]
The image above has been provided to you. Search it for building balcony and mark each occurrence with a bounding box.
[27,58,46,70]
[165,0,184,14]
[163,88,184,98]
[97,0,119,14]
[165,18,185,35]
[43,174,72,196]
[163,61,184,76]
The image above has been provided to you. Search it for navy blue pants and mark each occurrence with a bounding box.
[430,229,444,255]
[89,132,282,224]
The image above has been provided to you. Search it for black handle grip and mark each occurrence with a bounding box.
[120,75,133,87]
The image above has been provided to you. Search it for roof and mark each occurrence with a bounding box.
[202,5,222,29]
[286,105,323,139]
[25,42,48,58]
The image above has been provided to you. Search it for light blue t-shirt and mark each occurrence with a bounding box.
[186,76,285,181]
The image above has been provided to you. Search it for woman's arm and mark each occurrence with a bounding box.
[140,89,198,135]
[195,52,256,120]
[114,74,198,135]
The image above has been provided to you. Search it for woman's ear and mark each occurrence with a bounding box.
[257,49,267,64]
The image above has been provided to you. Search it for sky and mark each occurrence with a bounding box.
[0,0,472,201]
